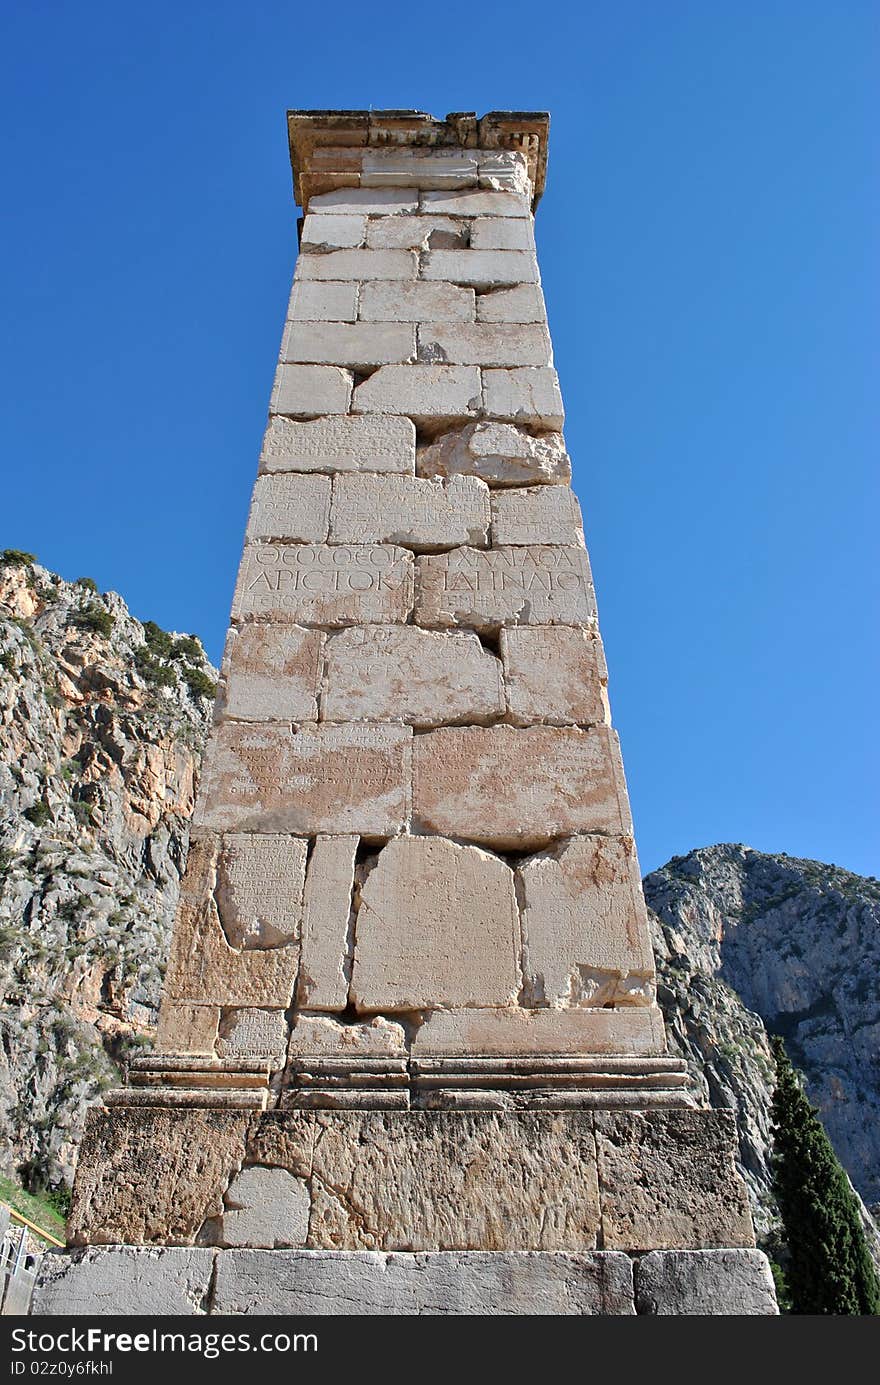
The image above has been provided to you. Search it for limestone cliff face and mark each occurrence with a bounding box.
[0,557,216,1194]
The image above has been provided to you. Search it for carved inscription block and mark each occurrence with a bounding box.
[232,543,414,626]
[491,484,584,547]
[260,414,415,476]
[415,545,596,633]
[222,623,323,722]
[215,834,308,949]
[501,627,608,727]
[412,724,633,849]
[412,1006,665,1057]
[244,474,331,543]
[329,473,490,550]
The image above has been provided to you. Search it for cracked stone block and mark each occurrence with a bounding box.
[297,835,358,1011]
[300,213,367,250]
[281,320,416,368]
[295,248,418,281]
[322,625,504,727]
[516,836,656,1008]
[501,626,608,726]
[476,284,547,324]
[33,1247,215,1316]
[470,217,535,251]
[329,472,490,550]
[216,1166,310,1249]
[483,367,564,429]
[358,279,475,323]
[270,364,352,416]
[352,364,482,423]
[155,1003,219,1056]
[308,188,419,215]
[350,836,520,1012]
[215,834,307,948]
[414,545,596,633]
[365,216,466,250]
[260,414,415,475]
[231,542,414,626]
[412,724,633,849]
[417,421,571,488]
[194,723,412,837]
[217,1009,289,1058]
[289,1015,407,1057]
[412,1007,665,1056]
[418,322,551,367]
[244,472,331,543]
[421,189,530,217]
[422,249,539,287]
[287,280,358,322]
[491,483,584,546]
[221,623,323,722]
[634,1249,778,1315]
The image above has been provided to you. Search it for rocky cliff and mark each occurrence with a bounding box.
[0,554,216,1194]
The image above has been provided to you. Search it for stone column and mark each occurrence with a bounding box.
[39,112,776,1317]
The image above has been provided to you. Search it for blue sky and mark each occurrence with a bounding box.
[1,1,877,876]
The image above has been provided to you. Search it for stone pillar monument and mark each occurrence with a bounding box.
[35,111,777,1316]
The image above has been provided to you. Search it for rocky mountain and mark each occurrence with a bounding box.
[0,553,216,1195]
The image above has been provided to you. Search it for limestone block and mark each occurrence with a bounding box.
[217,1009,289,1058]
[352,364,482,423]
[483,367,564,429]
[470,217,535,251]
[329,472,490,550]
[477,284,547,323]
[211,1249,635,1316]
[287,280,358,322]
[290,1015,407,1057]
[421,189,530,218]
[248,1110,602,1251]
[365,215,465,250]
[594,1110,756,1251]
[516,837,656,1008]
[491,483,584,546]
[422,249,539,287]
[163,835,301,1008]
[300,213,367,250]
[634,1249,778,1315]
[417,421,571,487]
[215,833,307,948]
[415,545,596,633]
[216,1167,310,1249]
[156,1003,219,1056]
[281,320,416,368]
[270,364,352,417]
[358,279,475,323]
[361,148,479,189]
[412,1007,665,1057]
[412,724,633,848]
[221,623,323,722]
[33,1247,215,1316]
[244,472,331,543]
[232,542,414,626]
[295,248,417,281]
[67,1106,251,1246]
[298,835,358,1011]
[322,625,504,727]
[350,836,520,1011]
[310,187,420,214]
[478,151,532,196]
[419,323,552,367]
[260,413,415,475]
[501,626,608,726]
[194,723,412,837]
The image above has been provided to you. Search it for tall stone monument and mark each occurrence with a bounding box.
[35,111,777,1316]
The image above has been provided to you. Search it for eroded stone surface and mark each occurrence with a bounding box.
[350,836,520,1011]
[282,321,416,368]
[270,364,352,416]
[309,188,419,215]
[352,364,482,423]
[322,625,504,727]
[297,835,358,1011]
[476,284,547,323]
[418,323,551,367]
[260,414,415,475]
[422,250,538,287]
[483,367,564,429]
[470,218,535,251]
[215,834,307,948]
[33,1247,215,1316]
[156,1003,220,1056]
[491,484,584,546]
[415,545,596,632]
[359,280,475,323]
[300,213,367,250]
[501,626,608,726]
[365,216,466,250]
[421,189,530,218]
[244,473,331,543]
[232,543,414,626]
[417,421,571,488]
[634,1249,778,1315]
[214,1167,310,1249]
[295,248,418,281]
[330,472,490,549]
[221,623,323,722]
[413,725,632,848]
[217,1009,289,1058]
[287,280,358,322]
[412,1007,665,1057]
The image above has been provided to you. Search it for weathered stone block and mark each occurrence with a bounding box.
[300,213,367,250]
[322,625,504,727]
[214,833,307,948]
[260,413,415,475]
[290,1014,407,1057]
[214,1167,310,1249]
[221,623,323,722]
[483,366,564,428]
[421,189,530,218]
[412,724,633,848]
[417,421,571,487]
[412,1007,665,1057]
[415,545,596,633]
[478,150,532,196]
[329,472,490,549]
[516,836,655,1007]
[422,249,538,287]
[358,279,475,323]
[352,364,482,423]
[350,836,520,1011]
[501,626,608,726]
[287,280,358,322]
[634,1249,778,1315]
[297,834,358,1011]
[212,1249,635,1316]
[365,215,465,250]
[156,1003,220,1056]
[282,320,416,367]
[419,322,551,367]
[232,542,414,626]
[470,217,535,251]
[217,1009,289,1058]
[295,248,417,281]
[33,1247,215,1316]
[309,187,419,215]
[491,483,584,546]
[594,1110,756,1251]
[270,363,352,417]
[361,148,479,189]
[476,283,547,324]
[194,723,412,837]
[244,472,331,543]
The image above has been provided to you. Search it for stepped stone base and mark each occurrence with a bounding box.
[32,1247,778,1316]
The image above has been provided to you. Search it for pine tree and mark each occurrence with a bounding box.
[771,1035,880,1315]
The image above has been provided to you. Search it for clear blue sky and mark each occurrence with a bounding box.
[1,1,877,877]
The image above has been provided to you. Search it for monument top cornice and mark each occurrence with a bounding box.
[286,109,550,211]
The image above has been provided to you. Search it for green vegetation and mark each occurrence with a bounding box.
[136,619,211,694]
[0,650,15,674]
[0,550,36,568]
[74,577,98,593]
[771,1036,880,1315]
[23,802,51,827]
[135,646,177,689]
[72,602,114,638]
[182,665,216,700]
[0,1174,67,1242]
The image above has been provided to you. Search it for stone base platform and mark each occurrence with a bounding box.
[32,1247,778,1316]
